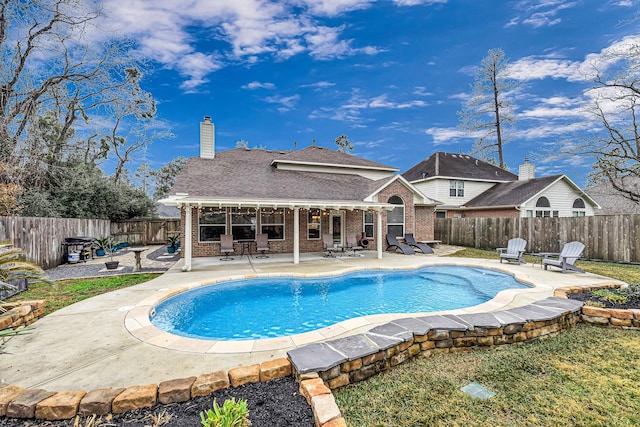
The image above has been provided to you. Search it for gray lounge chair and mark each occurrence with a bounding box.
[346,234,363,256]
[255,233,270,258]
[543,241,585,273]
[386,234,415,255]
[497,238,527,264]
[219,234,234,261]
[323,233,337,257]
[404,233,434,254]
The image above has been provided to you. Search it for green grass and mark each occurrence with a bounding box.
[6,274,161,314]
[446,247,640,284]
[335,324,640,427]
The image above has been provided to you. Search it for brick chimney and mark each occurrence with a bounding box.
[200,115,215,159]
[518,158,535,181]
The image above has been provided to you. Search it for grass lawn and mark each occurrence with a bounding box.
[334,248,640,426]
[6,274,161,314]
[334,324,640,427]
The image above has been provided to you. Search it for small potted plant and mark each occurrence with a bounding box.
[103,237,120,270]
[167,234,180,254]
[93,237,109,257]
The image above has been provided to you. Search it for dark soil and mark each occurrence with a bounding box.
[0,376,314,427]
[568,291,640,310]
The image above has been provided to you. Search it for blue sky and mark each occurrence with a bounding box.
[99,0,640,186]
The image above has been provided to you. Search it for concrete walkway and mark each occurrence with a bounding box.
[0,248,623,393]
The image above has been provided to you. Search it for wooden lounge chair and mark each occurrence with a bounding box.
[255,233,270,258]
[219,234,234,261]
[346,234,363,256]
[323,233,337,257]
[497,238,527,264]
[543,241,585,273]
[386,234,415,255]
[404,233,434,254]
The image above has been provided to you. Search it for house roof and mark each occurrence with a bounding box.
[464,175,565,207]
[273,145,397,171]
[403,151,517,182]
[587,178,640,215]
[167,147,426,208]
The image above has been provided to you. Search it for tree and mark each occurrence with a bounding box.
[458,48,518,169]
[335,134,353,153]
[152,157,186,201]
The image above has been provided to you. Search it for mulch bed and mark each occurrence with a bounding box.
[567,291,640,310]
[0,376,315,427]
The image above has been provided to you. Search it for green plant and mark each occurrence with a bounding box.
[200,398,250,427]
[619,283,640,299]
[92,237,110,251]
[591,288,628,304]
[584,300,606,307]
[167,234,180,249]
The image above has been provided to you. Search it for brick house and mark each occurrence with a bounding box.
[403,152,600,218]
[160,117,437,268]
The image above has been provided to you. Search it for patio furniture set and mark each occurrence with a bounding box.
[497,238,586,273]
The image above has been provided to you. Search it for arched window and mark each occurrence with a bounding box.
[535,197,552,218]
[572,198,586,217]
[536,197,550,208]
[386,196,405,237]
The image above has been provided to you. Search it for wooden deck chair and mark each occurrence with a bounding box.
[497,238,527,264]
[255,233,270,258]
[346,234,363,256]
[219,234,234,261]
[323,233,336,257]
[404,233,434,254]
[386,234,415,255]
[543,241,585,273]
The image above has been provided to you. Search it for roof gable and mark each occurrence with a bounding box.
[403,151,517,182]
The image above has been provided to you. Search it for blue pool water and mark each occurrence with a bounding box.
[151,266,529,340]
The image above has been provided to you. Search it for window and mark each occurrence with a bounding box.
[449,180,464,197]
[307,209,321,240]
[435,211,447,219]
[363,211,374,238]
[261,208,285,240]
[231,208,256,240]
[572,198,586,217]
[386,195,404,237]
[199,207,226,242]
[535,196,551,218]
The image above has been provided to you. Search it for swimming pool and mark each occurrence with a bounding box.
[150,266,529,340]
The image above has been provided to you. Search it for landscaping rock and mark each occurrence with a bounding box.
[35,391,86,420]
[111,384,157,414]
[78,387,125,416]
[191,370,229,397]
[228,364,260,387]
[158,377,196,404]
[259,358,292,382]
[6,389,55,419]
[0,385,25,417]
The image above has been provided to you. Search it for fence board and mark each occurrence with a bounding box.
[434,214,640,263]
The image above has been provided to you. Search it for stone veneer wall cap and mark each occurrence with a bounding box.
[287,343,347,374]
[390,317,432,335]
[417,314,469,331]
[492,310,527,325]
[504,305,561,322]
[325,335,380,361]
[363,332,403,350]
[455,312,503,329]
[533,297,583,312]
[367,322,414,340]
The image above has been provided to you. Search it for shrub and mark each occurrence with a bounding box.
[200,398,250,427]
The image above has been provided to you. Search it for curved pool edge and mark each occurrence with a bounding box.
[124,259,557,354]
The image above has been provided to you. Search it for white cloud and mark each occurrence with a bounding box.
[301,81,336,89]
[243,81,276,90]
[509,0,578,28]
[423,127,475,145]
[393,0,448,6]
[264,94,301,111]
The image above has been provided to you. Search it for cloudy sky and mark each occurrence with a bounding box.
[101,0,639,185]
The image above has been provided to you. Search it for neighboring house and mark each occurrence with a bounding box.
[155,202,181,219]
[160,117,437,268]
[587,178,640,215]
[403,152,600,218]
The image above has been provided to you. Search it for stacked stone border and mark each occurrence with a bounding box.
[554,284,640,329]
[0,300,46,345]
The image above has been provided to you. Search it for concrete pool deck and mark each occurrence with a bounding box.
[0,248,624,393]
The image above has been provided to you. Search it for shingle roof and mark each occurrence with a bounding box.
[403,152,517,182]
[170,148,395,202]
[274,145,397,170]
[464,175,563,207]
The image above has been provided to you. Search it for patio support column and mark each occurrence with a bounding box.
[293,207,300,264]
[377,208,383,259]
[182,203,193,271]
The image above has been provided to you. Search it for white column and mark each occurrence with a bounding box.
[293,207,300,264]
[182,204,192,272]
[377,208,383,259]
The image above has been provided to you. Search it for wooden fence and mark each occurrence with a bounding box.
[0,217,181,269]
[434,215,640,263]
[0,217,110,269]
[110,219,180,246]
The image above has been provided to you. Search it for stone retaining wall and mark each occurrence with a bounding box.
[0,300,46,345]
[554,285,640,329]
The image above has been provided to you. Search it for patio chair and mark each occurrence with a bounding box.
[323,233,337,257]
[219,234,234,261]
[497,238,527,264]
[543,241,585,273]
[346,234,363,257]
[404,233,434,254]
[386,234,415,255]
[255,233,270,258]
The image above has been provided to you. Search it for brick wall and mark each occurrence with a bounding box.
[455,208,520,218]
